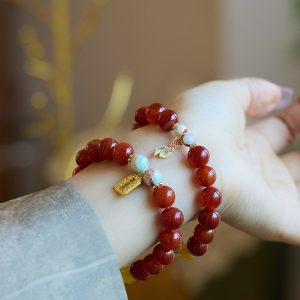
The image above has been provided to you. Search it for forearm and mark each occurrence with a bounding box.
[68,124,221,267]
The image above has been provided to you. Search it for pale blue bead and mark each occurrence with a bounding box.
[130,154,149,173]
[151,169,162,186]
[183,133,196,145]
[174,123,187,136]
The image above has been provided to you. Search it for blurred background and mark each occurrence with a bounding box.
[0,0,300,299]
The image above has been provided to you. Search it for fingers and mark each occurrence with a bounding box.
[248,117,292,153]
[227,78,282,116]
[277,98,300,140]
[172,78,283,143]
[248,96,299,153]
[281,151,300,182]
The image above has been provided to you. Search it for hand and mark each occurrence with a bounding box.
[70,78,299,266]
[171,78,300,244]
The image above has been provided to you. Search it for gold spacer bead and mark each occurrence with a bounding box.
[121,266,135,284]
[127,154,135,164]
[178,243,194,260]
[153,182,164,190]
[172,122,179,130]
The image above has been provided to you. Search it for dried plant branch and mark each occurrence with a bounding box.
[69,0,107,57]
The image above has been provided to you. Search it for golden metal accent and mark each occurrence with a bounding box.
[114,173,142,195]
[154,136,183,158]
[153,182,163,190]
[127,154,135,164]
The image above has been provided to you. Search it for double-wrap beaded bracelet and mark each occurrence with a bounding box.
[72,101,222,283]
[72,137,185,283]
[132,103,222,259]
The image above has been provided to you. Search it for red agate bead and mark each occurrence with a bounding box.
[198,208,220,229]
[158,109,179,131]
[152,243,175,265]
[195,166,216,187]
[142,254,163,275]
[76,148,91,167]
[99,138,118,160]
[187,146,210,168]
[194,224,215,244]
[197,187,222,209]
[72,165,84,176]
[187,237,208,256]
[130,260,150,281]
[132,122,143,130]
[159,229,182,250]
[135,106,149,125]
[86,139,102,162]
[146,103,166,124]
[113,142,134,165]
[153,185,175,208]
[160,207,184,229]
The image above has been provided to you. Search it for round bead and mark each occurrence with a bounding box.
[76,148,92,167]
[197,187,222,209]
[153,185,175,208]
[72,165,84,176]
[173,123,187,136]
[198,208,221,229]
[159,229,183,250]
[135,106,149,125]
[143,168,162,186]
[159,109,179,131]
[129,154,149,173]
[132,122,143,130]
[146,103,166,124]
[187,237,208,256]
[195,166,216,187]
[194,224,215,244]
[182,133,196,146]
[130,260,150,281]
[152,243,175,265]
[187,145,210,168]
[113,142,135,165]
[85,139,102,162]
[142,254,163,275]
[160,207,184,229]
[99,138,118,160]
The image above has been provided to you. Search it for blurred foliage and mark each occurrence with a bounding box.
[295,0,300,18]
[294,0,300,55]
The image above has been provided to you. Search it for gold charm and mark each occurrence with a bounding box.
[154,137,182,158]
[114,173,142,195]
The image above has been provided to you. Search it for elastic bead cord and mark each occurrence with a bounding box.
[72,137,186,283]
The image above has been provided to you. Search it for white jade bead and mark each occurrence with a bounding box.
[143,168,162,186]
[182,133,196,146]
[173,123,187,136]
[129,154,149,173]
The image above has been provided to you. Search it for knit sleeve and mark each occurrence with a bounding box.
[0,181,128,300]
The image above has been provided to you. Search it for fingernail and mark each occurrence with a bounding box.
[275,86,294,110]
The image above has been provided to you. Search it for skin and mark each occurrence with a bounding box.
[69,78,300,267]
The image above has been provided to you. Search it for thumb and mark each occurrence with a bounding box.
[228,78,282,117]
[171,78,282,140]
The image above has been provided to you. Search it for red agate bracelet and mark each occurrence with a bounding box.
[72,137,186,283]
[132,102,222,258]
